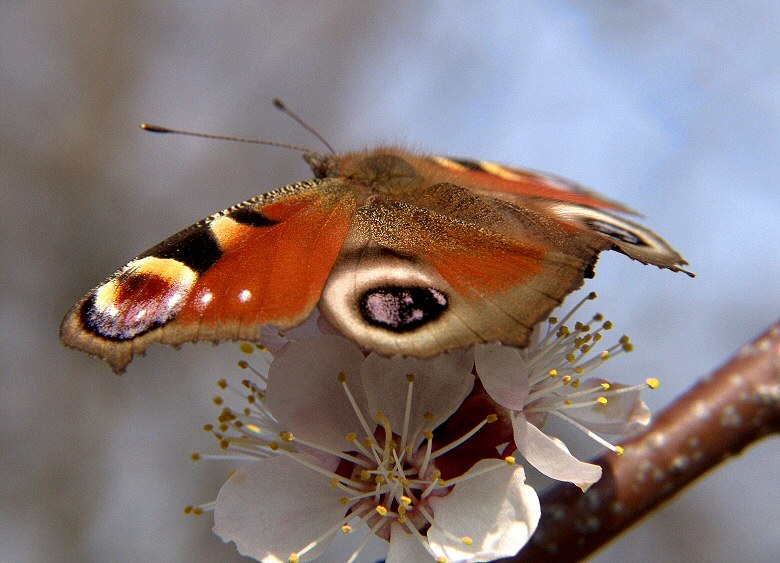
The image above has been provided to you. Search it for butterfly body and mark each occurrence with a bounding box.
[61,147,690,373]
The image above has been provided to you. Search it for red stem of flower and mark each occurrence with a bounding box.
[506,319,780,562]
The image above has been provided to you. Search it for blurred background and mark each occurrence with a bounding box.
[2,2,779,562]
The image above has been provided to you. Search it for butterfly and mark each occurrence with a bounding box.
[60,121,691,373]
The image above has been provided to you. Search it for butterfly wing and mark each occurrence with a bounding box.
[424,156,637,213]
[318,179,607,356]
[60,178,357,372]
[315,150,690,357]
[420,155,691,275]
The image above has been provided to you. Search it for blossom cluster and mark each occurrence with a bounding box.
[189,294,656,562]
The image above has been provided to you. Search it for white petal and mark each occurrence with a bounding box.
[428,459,540,562]
[566,381,651,435]
[214,456,345,562]
[474,344,529,410]
[388,522,434,563]
[361,349,474,449]
[513,412,602,491]
[266,335,369,452]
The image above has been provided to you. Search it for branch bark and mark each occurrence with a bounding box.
[508,319,780,562]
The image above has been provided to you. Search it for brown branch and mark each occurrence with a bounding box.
[508,319,780,562]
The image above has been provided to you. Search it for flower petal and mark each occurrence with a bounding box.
[214,456,345,562]
[565,380,651,435]
[428,459,540,562]
[266,335,369,451]
[361,349,474,449]
[474,344,530,410]
[513,412,602,491]
[388,522,435,563]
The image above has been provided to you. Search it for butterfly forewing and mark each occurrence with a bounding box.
[60,178,357,372]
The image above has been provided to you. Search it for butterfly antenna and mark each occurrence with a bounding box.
[139,123,313,154]
[272,98,336,155]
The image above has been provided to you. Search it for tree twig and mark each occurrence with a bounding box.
[508,319,780,562]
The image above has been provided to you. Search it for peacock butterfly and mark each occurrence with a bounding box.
[60,111,692,373]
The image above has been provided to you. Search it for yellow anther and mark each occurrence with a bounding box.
[622,342,634,352]
[401,496,412,506]
[217,378,228,389]
[602,320,613,330]
[364,437,374,448]
[375,505,388,516]
[246,424,261,434]
[240,342,255,354]
[202,424,214,432]
[398,506,407,516]
[505,456,516,466]
[184,505,193,514]
[219,439,229,450]
[594,313,604,321]
[601,382,611,390]
[562,375,572,384]
[564,400,572,406]
[255,343,268,351]
[588,291,597,300]
[375,475,386,484]
[646,378,661,389]
[192,507,203,515]
[346,432,357,442]
[424,430,434,440]
[341,525,352,534]
[575,366,584,374]
[406,373,416,382]
[615,446,625,456]
[330,479,339,488]
[593,333,603,342]
[212,396,223,406]
[597,397,608,405]
[340,497,349,505]
[279,431,295,442]
[361,469,371,481]
[191,452,201,461]
[288,554,300,563]
[398,515,407,524]
[566,353,577,362]
[461,536,474,546]
[337,371,347,383]
[436,558,448,563]
[485,414,498,423]
[571,379,580,388]
[424,411,435,421]
[269,442,279,451]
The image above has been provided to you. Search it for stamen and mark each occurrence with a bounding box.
[339,372,375,439]
[431,415,493,459]
[401,374,415,454]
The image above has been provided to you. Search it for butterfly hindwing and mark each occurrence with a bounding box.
[318,174,607,356]
[60,178,357,372]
